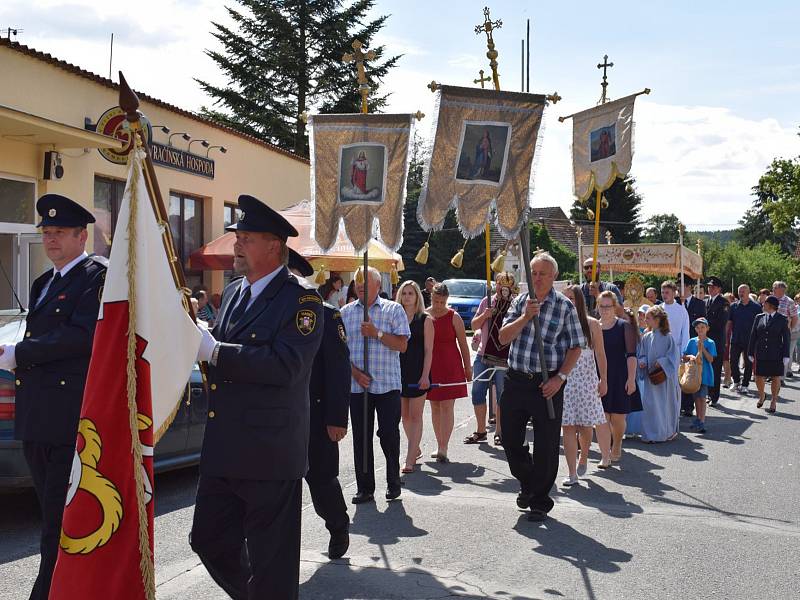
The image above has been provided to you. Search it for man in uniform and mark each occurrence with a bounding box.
[0,194,106,600]
[704,276,730,405]
[190,195,323,600]
[287,249,351,559]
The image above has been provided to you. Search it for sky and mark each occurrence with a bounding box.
[1,0,798,231]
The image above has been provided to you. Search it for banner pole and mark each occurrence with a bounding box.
[591,188,602,283]
[477,8,555,419]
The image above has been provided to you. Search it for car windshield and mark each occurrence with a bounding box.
[444,281,486,298]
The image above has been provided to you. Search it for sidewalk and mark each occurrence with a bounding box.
[158,379,800,600]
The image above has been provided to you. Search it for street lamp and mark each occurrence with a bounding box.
[152,125,171,135]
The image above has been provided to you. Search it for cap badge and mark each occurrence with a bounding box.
[49,209,57,217]
[239,212,245,221]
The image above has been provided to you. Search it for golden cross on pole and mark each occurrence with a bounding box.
[474,6,502,90]
[342,39,376,114]
[597,54,614,104]
[474,69,492,88]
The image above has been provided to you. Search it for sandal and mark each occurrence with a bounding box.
[401,465,415,474]
[488,417,496,425]
[436,454,450,464]
[493,434,503,446]
[757,396,765,409]
[464,431,487,444]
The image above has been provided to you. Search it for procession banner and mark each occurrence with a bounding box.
[310,113,414,252]
[417,85,546,239]
[49,147,200,600]
[570,92,639,201]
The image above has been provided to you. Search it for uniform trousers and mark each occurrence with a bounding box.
[305,409,349,535]
[190,476,302,600]
[23,441,73,600]
[730,342,753,388]
[499,371,564,514]
[350,390,401,494]
[709,336,725,401]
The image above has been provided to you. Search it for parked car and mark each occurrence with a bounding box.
[441,279,494,330]
[0,310,208,490]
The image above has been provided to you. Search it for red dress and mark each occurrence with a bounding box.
[428,309,468,401]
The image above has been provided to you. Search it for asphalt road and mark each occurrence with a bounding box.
[2,364,799,599]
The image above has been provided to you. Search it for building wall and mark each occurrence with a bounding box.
[0,46,310,293]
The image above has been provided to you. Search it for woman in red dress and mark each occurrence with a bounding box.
[427,283,472,462]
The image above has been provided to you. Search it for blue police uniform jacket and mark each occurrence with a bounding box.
[309,303,350,428]
[14,255,107,445]
[202,266,323,481]
[748,311,791,363]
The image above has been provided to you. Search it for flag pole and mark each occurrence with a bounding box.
[475,8,558,419]
[343,41,376,473]
[118,72,205,444]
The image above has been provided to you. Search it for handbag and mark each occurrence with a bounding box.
[648,365,666,385]
[679,354,702,394]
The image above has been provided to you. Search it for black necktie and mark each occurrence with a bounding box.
[51,272,62,286]
[226,287,251,332]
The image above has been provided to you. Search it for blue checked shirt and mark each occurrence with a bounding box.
[503,287,586,373]
[341,296,411,393]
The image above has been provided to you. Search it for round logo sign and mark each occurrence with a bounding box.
[622,249,635,261]
[95,107,152,165]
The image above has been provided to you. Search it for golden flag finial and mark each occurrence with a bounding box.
[342,39,376,114]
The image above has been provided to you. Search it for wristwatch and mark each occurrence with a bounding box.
[557,372,567,382]
[377,330,384,340]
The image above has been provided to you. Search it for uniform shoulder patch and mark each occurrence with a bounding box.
[299,294,322,305]
[296,309,317,335]
[337,322,347,343]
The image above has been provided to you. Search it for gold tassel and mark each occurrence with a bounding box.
[354,267,365,284]
[390,264,399,284]
[586,208,595,220]
[415,231,432,265]
[415,242,429,265]
[601,195,609,209]
[491,249,506,273]
[313,263,327,285]
[450,240,467,269]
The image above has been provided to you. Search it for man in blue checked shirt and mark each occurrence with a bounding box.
[340,266,410,504]
[498,252,585,522]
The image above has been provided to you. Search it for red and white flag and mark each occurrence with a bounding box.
[49,145,200,600]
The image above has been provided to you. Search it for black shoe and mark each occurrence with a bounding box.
[385,486,401,501]
[786,372,794,379]
[527,509,548,522]
[351,491,374,504]
[328,530,349,559]
[516,492,532,509]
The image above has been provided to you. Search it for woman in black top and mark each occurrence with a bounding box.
[396,281,434,473]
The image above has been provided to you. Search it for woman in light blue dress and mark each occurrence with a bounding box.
[636,305,681,442]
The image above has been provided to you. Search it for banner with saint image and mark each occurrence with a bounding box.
[570,92,639,201]
[310,113,414,252]
[417,85,546,239]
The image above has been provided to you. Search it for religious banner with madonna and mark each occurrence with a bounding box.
[569,92,641,201]
[310,113,414,252]
[417,85,546,239]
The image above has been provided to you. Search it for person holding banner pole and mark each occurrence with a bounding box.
[498,252,585,521]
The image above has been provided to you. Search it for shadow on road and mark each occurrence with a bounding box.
[349,500,428,547]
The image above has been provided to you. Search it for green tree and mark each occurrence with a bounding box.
[196,0,399,156]
[737,173,799,254]
[643,213,682,243]
[702,241,800,293]
[759,155,800,233]
[570,175,643,243]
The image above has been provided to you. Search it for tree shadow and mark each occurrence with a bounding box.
[349,499,428,546]
[626,431,709,462]
[299,559,538,600]
[405,460,519,498]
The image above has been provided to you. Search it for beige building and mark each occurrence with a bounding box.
[0,38,310,307]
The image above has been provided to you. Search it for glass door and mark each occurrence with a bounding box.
[18,234,50,310]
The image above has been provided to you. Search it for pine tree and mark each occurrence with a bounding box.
[569,175,643,243]
[737,184,798,255]
[196,0,399,156]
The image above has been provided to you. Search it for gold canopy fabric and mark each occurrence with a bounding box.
[570,93,638,201]
[309,113,413,253]
[580,243,703,280]
[417,85,546,239]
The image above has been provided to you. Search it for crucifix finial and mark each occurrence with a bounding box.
[342,39,376,114]
[475,7,502,90]
[474,69,491,88]
[597,54,614,104]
